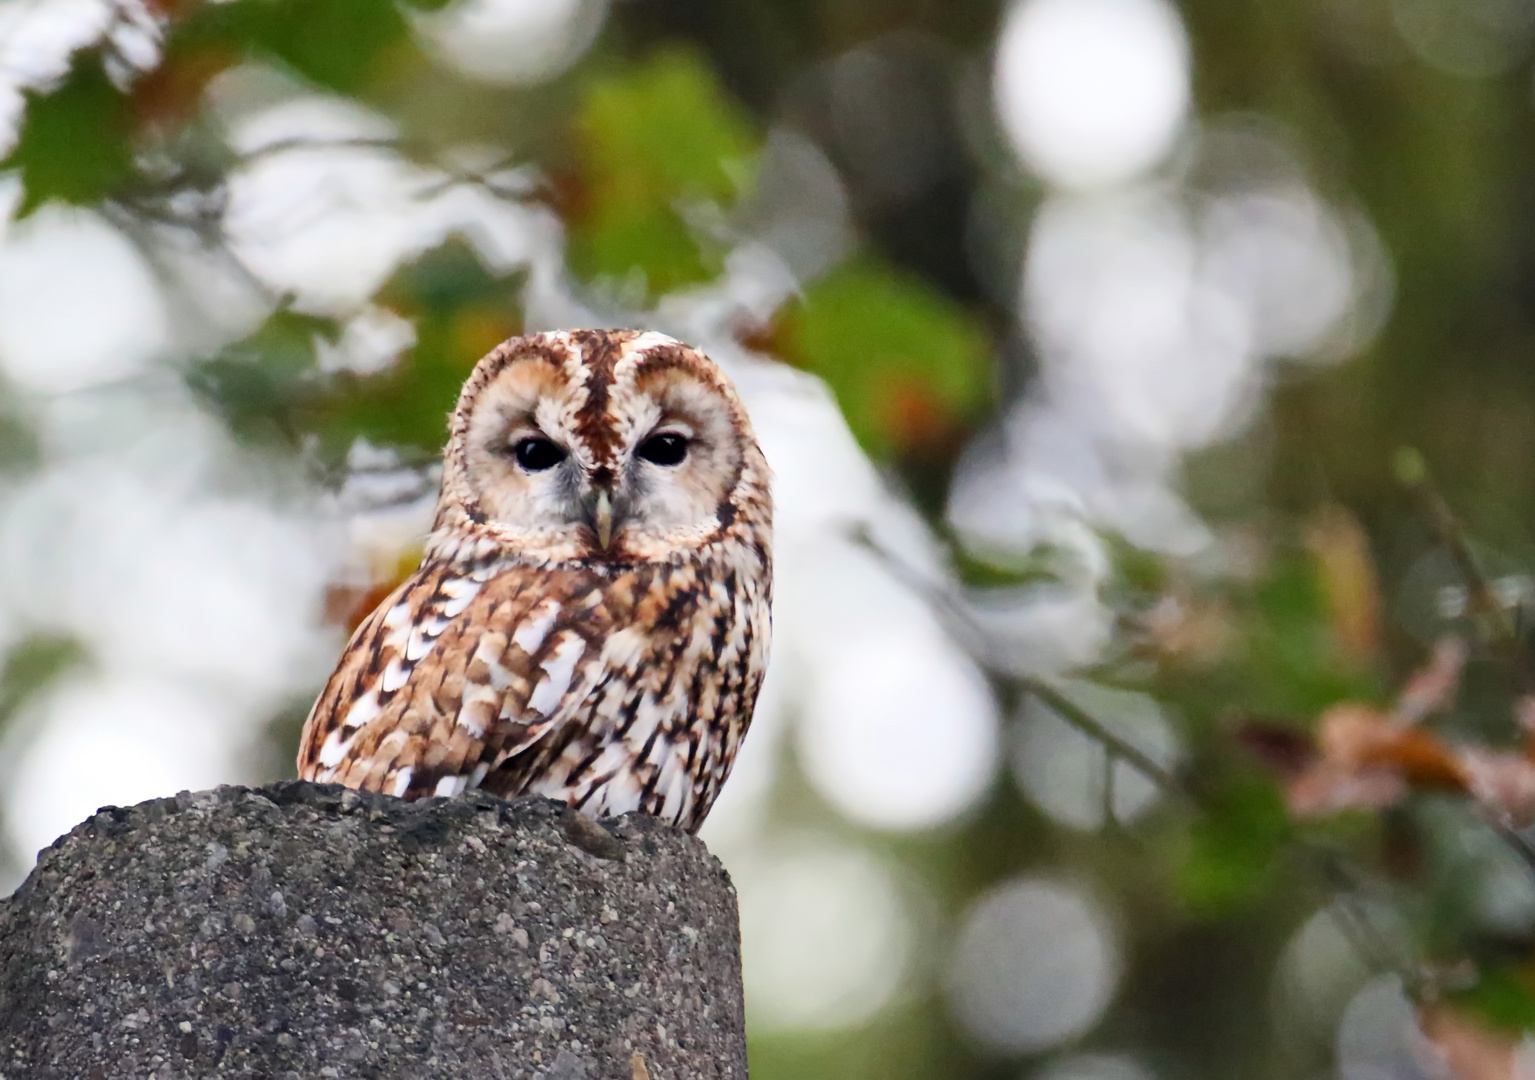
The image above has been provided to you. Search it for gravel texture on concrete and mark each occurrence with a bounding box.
[0,782,746,1079]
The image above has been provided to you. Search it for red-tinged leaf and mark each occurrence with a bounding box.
[132,46,236,132]
[1458,750,1535,828]
[1417,1005,1521,1080]
[1517,696,1535,759]
[1396,636,1468,724]
[324,543,424,631]
[776,258,993,461]
[1234,717,1317,778]
[1285,705,1465,818]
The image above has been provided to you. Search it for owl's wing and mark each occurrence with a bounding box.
[297,559,618,800]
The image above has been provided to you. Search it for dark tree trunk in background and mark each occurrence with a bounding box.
[0,784,747,1079]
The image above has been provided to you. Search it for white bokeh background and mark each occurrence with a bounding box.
[946,876,1121,1054]
[0,0,1403,1066]
[993,0,1189,190]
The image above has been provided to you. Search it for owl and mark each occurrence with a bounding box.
[297,329,772,833]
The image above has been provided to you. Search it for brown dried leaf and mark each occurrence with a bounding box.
[1144,594,1235,666]
[1234,718,1316,778]
[1417,1004,1522,1080]
[1286,706,1467,818]
[1318,705,1400,764]
[1516,697,1535,760]
[1459,751,1535,829]
[1397,637,1469,725]
[1287,766,1407,817]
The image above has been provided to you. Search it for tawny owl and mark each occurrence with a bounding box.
[297,329,772,833]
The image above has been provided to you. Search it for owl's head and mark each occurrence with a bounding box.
[434,329,771,565]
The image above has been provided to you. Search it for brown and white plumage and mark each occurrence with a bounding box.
[297,329,772,832]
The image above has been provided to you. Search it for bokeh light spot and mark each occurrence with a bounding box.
[1391,0,1535,78]
[1272,902,1404,1056]
[414,0,609,86]
[1336,975,1441,1080]
[947,877,1120,1053]
[993,0,1190,188]
[735,839,912,1032]
[792,545,1000,832]
[0,207,168,394]
[2,677,239,859]
[1032,1053,1157,1080]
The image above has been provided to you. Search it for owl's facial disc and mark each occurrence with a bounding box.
[460,358,591,555]
[610,366,744,560]
[459,354,744,562]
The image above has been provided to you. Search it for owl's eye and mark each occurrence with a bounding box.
[637,432,688,467]
[512,436,566,472]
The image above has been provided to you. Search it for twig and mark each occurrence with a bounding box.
[1489,819,1535,877]
[228,135,407,168]
[851,517,1444,998]
[1022,676,1193,807]
[846,523,1193,805]
[1396,448,1535,691]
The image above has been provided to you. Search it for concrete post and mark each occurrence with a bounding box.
[0,783,747,1079]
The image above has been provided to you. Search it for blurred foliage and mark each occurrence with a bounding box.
[0,634,87,890]
[777,257,994,462]
[189,244,525,458]
[0,635,87,739]
[566,49,756,296]
[317,247,526,456]
[166,0,450,99]
[1449,965,1535,1033]
[1177,777,1292,916]
[13,0,1535,1077]
[187,309,339,445]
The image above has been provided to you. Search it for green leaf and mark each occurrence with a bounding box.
[951,543,1072,589]
[0,635,87,739]
[1448,965,1535,1033]
[168,0,411,96]
[568,49,758,296]
[255,0,411,95]
[4,54,134,216]
[778,258,994,460]
[578,49,754,213]
[1178,777,1292,916]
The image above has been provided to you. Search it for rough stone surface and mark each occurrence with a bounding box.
[0,782,746,1079]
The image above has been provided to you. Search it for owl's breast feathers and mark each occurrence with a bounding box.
[297,540,771,832]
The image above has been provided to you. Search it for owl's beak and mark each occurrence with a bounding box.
[593,489,614,549]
